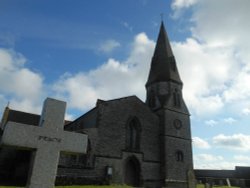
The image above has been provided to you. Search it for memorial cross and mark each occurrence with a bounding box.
[0,98,88,188]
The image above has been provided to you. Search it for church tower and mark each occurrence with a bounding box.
[146,22,194,188]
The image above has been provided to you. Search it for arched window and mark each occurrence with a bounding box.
[126,117,141,151]
[176,150,184,162]
[173,89,181,107]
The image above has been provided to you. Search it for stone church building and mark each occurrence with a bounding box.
[0,22,194,188]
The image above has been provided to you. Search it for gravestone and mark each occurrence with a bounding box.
[188,169,196,188]
[0,98,88,188]
[205,183,210,188]
[240,179,246,188]
[219,180,224,186]
[226,178,231,187]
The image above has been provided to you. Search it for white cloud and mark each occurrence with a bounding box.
[195,154,223,162]
[0,49,25,69]
[194,153,247,169]
[204,118,236,127]
[213,134,250,152]
[122,22,133,32]
[205,120,218,127]
[242,107,250,115]
[223,117,236,124]
[193,137,210,149]
[188,0,250,108]
[191,0,250,50]
[65,113,75,121]
[171,0,199,9]
[53,33,155,111]
[172,38,237,116]
[98,39,121,53]
[0,33,151,116]
[171,0,200,18]
[234,155,250,162]
[170,0,250,118]
[194,154,229,169]
[2,0,250,125]
[223,66,250,103]
[0,48,44,114]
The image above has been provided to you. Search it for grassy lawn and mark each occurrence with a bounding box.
[0,186,131,188]
[56,186,131,188]
[196,185,239,188]
[0,185,240,188]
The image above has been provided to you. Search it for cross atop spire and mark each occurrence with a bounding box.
[160,13,164,22]
[146,21,182,87]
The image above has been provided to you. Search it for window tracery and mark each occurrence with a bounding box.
[126,117,141,151]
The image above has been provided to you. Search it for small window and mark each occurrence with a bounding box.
[173,89,181,107]
[176,151,184,162]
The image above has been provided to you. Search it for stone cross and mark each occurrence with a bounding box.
[0,98,88,188]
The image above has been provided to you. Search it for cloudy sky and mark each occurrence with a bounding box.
[1,0,250,170]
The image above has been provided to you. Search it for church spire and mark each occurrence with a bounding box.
[0,103,10,130]
[146,21,182,87]
[155,21,174,58]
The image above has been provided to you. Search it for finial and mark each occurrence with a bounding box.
[160,13,164,22]
[6,101,10,108]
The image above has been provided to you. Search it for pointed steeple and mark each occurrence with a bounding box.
[155,21,174,58]
[146,22,182,86]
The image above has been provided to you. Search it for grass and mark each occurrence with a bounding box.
[0,185,240,188]
[0,186,131,188]
[56,186,131,188]
[196,184,239,188]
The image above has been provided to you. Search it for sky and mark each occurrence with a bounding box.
[1,0,250,170]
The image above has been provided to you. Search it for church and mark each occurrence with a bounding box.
[0,22,194,188]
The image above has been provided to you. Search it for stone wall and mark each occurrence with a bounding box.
[96,96,159,161]
[58,96,162,186]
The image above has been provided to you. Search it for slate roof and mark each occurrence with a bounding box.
[195,169,235,179]
[235,166,250,178]
[146,21,182,86]
[65,95,151,130]
[2,108,71,127]
[195,166,250,179]
[7,109,40,126]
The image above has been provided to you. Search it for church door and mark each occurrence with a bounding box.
[124,157,140,187]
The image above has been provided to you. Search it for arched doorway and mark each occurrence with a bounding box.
[124,156,140,187]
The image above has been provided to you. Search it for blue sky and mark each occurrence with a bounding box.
[1,0,250,170]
